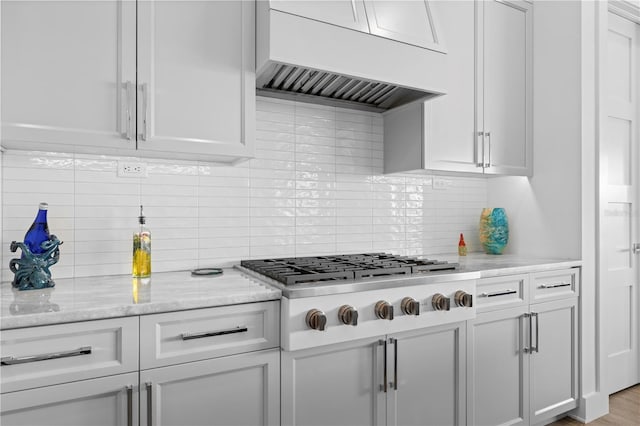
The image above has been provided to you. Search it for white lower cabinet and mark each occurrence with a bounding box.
[1,373,139,426]
[467,270,579,426]
[140,349,280,426]
[1,301,281,426]
[282,321,465,426]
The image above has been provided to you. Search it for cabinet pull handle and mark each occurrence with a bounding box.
[479,289,516,298]
[531,312,539,353]
[181,326,248,341]
[392,338,398,391]
[123,81,134,140]
[140,83,149,141]
[538,282,571,289]
[484,131,492,168]
[379,339,387,393]
[1,346,92,365]
[146,382,153,426]
[476,131,484,167]
[126,385,133,426]
[523,313,531,353]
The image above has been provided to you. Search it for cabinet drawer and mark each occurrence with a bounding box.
[476,274,528,312]
[0,317,139,393]
[532,269,579,302]
[140,301,280,369]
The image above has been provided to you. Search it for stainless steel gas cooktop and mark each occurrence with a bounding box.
[240,253,459,286]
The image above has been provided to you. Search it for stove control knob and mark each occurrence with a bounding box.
[306,309,327,331]
[432,294,450,311]
[401,297,421,316]
[454,290,473,308]
[338,305,359,326]
[375,301,394,320]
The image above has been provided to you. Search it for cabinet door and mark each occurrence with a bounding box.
[529,298,578,424]
[1,373,138,426]
[140,349,280,426]
[363,1,446,52]
[269,0,370,33]
[136,0,255,162]
[1,0,136,153]
[467,307,529,426]
[391,322,466,426]
[423,0,479,174]
[281,337,385,426]
[481,0,532,176]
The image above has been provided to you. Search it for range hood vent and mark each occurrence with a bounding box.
[256,2,448,113]
[257,64,434,113]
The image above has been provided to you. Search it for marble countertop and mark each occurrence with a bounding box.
[1,269,281,330]
[1,255,580,330]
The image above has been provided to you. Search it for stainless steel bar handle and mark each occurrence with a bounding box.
[126,385,133,426]
[480,289,516,298]
[392,338,398,391]
[146,382,153,426]
[1,346,92,365]
[123,81,134,140]
[523,313,531,353]
[531,312,539,353]
[538,283,571,289]
[633,243,640,254]
[379,339,388,393]
[485,131,492,168]
[476,131,485,167]
[140,83,149,141]
[181,326,248,341]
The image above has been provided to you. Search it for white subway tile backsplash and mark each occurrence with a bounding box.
[1,97,488,279]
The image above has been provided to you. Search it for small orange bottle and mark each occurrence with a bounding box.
[458,233,468,256]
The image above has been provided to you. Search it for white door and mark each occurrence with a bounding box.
[602,12,640,395]
[529,298,579,424]
[0,0,136,152]
[281,337,385,426]
[481,0,532,176]
[467,306,529,426]
[391,322,466,426]
[136,0,255,160]
[1,373,138,426]
[269,0,370,33]
[140,349,280,426]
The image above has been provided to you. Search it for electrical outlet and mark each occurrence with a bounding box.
[432,177,451,190]
[118,161,148,178]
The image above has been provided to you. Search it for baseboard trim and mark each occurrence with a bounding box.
[570,392,609,423]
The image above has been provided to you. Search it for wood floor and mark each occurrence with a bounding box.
[551,385,640,425]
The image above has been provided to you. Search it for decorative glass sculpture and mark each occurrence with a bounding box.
[479,208,509,254]
[10,235,63,290]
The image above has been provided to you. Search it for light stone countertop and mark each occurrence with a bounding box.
[1,269,281,330]
[1,255,581,330]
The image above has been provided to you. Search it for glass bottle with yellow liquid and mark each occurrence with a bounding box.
[133,205,151,278]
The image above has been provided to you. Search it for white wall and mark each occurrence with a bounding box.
[1,97,488,280]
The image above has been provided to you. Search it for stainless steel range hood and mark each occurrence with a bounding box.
[256,1,448,113]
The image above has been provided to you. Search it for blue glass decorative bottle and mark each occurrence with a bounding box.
[24,202,50,254]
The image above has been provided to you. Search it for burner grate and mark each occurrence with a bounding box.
[241,253,459,286]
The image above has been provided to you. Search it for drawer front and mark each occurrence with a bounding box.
[532,268,579,302]
[0,317,139,393]
[476,274,528,312]
[140,301,280,369]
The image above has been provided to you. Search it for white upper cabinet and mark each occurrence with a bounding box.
[268,0,445,51]
[269,0,370,32]
[480,0,532,176]
[1,0,255,164]
[363,1,446,51]
[136,0,255,162]
[384,0,532,176]
[1,0,135,154]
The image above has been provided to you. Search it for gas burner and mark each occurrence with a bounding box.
[240,253,459,285]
